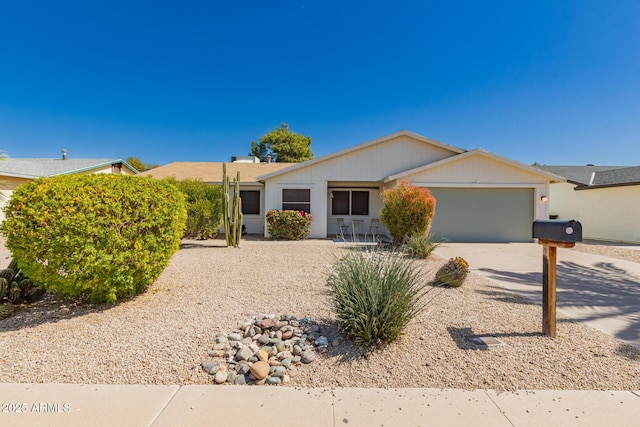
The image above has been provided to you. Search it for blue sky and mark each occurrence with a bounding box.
[1,1,639,166]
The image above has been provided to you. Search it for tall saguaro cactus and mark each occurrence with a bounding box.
[222,163,243,247]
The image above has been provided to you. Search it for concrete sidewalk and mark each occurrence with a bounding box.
[434,243,640,348]
[1,384,639,427]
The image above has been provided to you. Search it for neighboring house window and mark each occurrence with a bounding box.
[112,163,122,174]
[282,189,311,213]
[240,190,260,215]
[331,190,369,216]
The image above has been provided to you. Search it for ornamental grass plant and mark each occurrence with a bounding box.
[327,248,430,347]
[404,233,440,259]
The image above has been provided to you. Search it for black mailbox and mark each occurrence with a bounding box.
[532,219,582,242]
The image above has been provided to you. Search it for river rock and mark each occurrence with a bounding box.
[315,336,329,347]
[228,333,243,341]
[257,317,278,329]
[292,345,302,356]
[301,349,316,364]
[236,346,253,361]
[201,361,220,375]
[281,327,294,340]
[270,366,287,377]
[249,361,270,380]
[214,371,228,384]
[266,376,281,385]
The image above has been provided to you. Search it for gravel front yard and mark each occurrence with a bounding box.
[1,238,639,391]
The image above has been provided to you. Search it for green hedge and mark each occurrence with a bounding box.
[168,178,223,239]
[1,174,187,303]
[266,210,312,240]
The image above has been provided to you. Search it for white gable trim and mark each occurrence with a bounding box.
[256,130,466,182]
[383,149,566,183]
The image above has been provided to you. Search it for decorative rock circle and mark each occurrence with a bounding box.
[202,314,327,386]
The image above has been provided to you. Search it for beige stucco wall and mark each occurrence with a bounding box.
[269,135,457,183]
[549,182,640,243]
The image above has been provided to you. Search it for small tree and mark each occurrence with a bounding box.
[250,123,313,163]
[380,181,436,246]
[126,156,158,172]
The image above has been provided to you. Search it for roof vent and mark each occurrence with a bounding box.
[231,156,260,163]
[62,149,67,160]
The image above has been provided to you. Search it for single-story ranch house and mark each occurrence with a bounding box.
[540,165,640,243]
[0,152,138,220]
[144,130,564,242]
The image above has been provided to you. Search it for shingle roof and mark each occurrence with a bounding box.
[539,165,640,189]
[0,158,136,179]
[589,166,640,187]
[138,162,296,183]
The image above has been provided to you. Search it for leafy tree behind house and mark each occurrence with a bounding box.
[126,156,159,172]
[250,123,313,163]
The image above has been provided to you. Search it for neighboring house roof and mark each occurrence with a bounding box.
[256,130,466,181]
[0,158,138,179]
[539,165,640,189]
[385,149,566,183]
[138,162,295,183]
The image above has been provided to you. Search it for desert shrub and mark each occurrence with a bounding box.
[327,249,430,347]
[380,181,436,246]
[1,174,187,303]
[432,257,469,288]
[405,233,440,259]
[266,210,312,240]
[170,178,223,239]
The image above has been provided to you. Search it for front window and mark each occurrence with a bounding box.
[331,190,369,216]
[240,190,260,215]
[282,189,311,213]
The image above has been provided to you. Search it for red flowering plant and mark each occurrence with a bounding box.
[266,210,312,240]
[380,181,436,246]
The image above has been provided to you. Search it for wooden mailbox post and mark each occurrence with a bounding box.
[533,220,582,338]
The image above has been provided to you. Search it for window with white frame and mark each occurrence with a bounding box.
[282,188,311,213]
[331,190,369,216]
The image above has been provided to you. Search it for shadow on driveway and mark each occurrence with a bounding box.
[479,261,640,346]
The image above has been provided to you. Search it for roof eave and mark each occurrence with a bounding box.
[384,149,566,183]
[574,181,640,190]
[53,160,132,176]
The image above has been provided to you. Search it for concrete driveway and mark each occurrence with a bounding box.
[434,243,640,348]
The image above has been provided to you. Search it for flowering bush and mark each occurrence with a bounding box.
[266,210,312,240]
[380,181,436,246]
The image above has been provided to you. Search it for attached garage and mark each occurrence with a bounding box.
[429,187,534,242]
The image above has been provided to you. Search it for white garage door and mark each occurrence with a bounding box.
[429,188,534,242]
